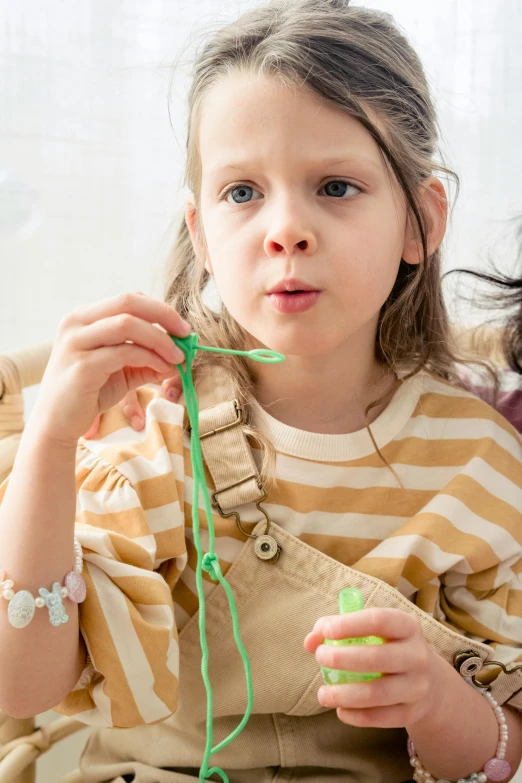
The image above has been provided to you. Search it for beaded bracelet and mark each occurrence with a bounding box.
[407,689,511,783]
[0,535,86,628]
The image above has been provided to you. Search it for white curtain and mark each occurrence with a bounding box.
[1,0,521,349]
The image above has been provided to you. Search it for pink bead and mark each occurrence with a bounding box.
[407,737,415,757]
[64,571,86,603]
[484,757,512,781]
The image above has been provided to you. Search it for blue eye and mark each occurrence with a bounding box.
[323,180,359,198]
[228,185,254,204]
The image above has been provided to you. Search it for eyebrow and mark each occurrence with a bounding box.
[208,155,382,176]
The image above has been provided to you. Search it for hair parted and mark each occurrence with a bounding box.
[163,0,469,483]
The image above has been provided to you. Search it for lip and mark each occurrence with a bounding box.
[267,290,321,314]
[267,278,320,294]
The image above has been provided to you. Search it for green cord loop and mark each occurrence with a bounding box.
[202,552,220,581]
[170,332,284,782]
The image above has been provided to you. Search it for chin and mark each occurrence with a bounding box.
[248,326,334,358]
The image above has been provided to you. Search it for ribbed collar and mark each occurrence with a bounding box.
[249,372,431,462]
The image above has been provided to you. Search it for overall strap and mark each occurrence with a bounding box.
[194,365,265,513]
[192,364,522,714]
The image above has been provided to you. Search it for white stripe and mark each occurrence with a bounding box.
[169,452,186,482]
[78,485,139,515]
[462,457,522,517]
[422,494,521,565]
[84,553,172,584]
[397,576,418,598]
[445,584,522,643]
[88,565,173,724]
[145,501,184,534]
[185,527,246,562]
[75,527,120,560]
[364,533,473,574]
[117,445,174,484]
[274,452,460,491]
[401,414,522,457]
[166,636,180,679]
[131,534,157,562]
[423,377,478,399]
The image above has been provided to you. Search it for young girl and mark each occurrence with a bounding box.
[1,1,522,782]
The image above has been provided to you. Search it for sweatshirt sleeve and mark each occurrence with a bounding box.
[52,394,188,727]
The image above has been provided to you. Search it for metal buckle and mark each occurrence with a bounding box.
[454,649,522,693]
[212,478,272,540]
[195,400,243,440]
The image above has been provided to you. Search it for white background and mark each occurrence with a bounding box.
[1,0,521,780]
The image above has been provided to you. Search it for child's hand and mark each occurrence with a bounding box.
[304,607,443,729]
[83,375,183,437]
[31,292,190,448]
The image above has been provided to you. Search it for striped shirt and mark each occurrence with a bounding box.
[5,370,522,728]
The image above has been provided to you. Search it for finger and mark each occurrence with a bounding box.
[161,374,183,402]
[317,673,426,711]
[84,344,173,382]
[118,390,145,431]
[335,704,421,729]
[65,292,192,338]
[315,640,416,675]
[74,315,185,367]
[311,608,419,643]
[82,414,101,439]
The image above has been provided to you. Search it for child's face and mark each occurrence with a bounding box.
[188,72,424,358]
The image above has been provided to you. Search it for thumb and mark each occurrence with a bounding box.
[120,390,145,430]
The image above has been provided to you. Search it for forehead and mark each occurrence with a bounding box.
[197,71,385,176]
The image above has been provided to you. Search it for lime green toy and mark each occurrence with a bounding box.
[321,587,384,684]
[171,332,284,783]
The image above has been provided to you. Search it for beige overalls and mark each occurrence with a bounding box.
[78,368,522,783]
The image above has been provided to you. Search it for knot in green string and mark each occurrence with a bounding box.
[171,332,284,783]
[202,552,220,581]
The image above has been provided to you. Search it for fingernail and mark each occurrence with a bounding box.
[131,416,144,430]
[167,387,179,401]
[180,319,192,336]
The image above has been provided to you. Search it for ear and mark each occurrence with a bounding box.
[185,197,213,275]
[402,176,448,265]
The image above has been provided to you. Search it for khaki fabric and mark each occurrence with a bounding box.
[80,518,494,783]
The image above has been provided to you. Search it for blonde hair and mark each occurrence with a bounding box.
[163,0,468,483]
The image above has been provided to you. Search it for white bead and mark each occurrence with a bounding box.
[478,775,487,783]
[3,579,14,589]
[499,740,507,750]
[60,587,68,598]
[410,756,419,767]
[3,589,14,600]
[35,597,45,608]
[497,750,506,760]
[499,715,506,725]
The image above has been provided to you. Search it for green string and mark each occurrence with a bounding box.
[170,332,285,782]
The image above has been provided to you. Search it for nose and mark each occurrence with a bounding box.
[263,207,318,258]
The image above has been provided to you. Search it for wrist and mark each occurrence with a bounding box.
[405,648,452,734]
[21,416,79,458]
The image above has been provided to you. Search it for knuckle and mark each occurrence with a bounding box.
[117,292,136,311]
[115,312,134,332]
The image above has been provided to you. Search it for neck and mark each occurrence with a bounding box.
[252,341,396,435]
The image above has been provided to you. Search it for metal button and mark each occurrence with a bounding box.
[254,534,281,562]
[454,651,484,678]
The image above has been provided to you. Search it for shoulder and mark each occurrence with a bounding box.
[405,371,522,458]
